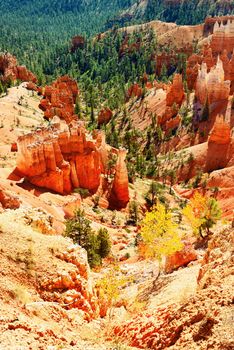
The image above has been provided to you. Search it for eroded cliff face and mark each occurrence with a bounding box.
[187,18,234,93]
[15,118,129,209]
[195,57,230,107]
[113,227,233,349]
[39,76,79,123]
[0,53,37,83]
[172,115,234,217]
[211,18,234,55]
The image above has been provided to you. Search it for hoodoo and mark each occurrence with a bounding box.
[15,118,129,209]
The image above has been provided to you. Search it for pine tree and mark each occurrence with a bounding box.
[0,81,4,95]
[201,98,210,121]
[75,97,82,118]
[97,228,111,259]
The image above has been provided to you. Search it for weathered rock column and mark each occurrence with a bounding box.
[109,148,129,209]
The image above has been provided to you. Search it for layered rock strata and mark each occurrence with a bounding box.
[187,18,234,92]
[15,119,129,208]
[211,18,234,54]
[40,244,98,320]
[195,57,230,106]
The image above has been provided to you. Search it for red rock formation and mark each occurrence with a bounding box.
[127,83,143,100]
[71,35,85,52]
[186,54,202,90]
[109,148,130,209]
[208,115,231,145]
[187,20,234,92]
[175,115,232,179]
[39,76,79,123]
[164,114,182,134]
[15,119,129,208]
[164,242,197,274]
[26,82,38,91]
[196,58,230,106]
[11,142,18,152]
[98,107,113,125]
[170,114,234,217]
[166,73,185,107]
[0,53,37,83]
[211,19,234,55]
[158,74,184,132]
[0,185,20,209]
[202,45,215,71]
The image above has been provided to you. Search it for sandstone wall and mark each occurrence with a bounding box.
[15,119,129,209]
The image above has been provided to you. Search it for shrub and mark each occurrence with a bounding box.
[64,209,111,268]
[74,188,90,198]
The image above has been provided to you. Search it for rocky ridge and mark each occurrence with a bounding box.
[0,53,37,84]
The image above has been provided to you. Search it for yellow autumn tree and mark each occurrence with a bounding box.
[95,265,132,317]
[183,192,221,237]
[139,203,183,261]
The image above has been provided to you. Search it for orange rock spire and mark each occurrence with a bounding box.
[15,119,129,209]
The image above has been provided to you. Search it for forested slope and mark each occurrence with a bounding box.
[110,0,234,27]
[0,0,134,78]
[0,0,233,80]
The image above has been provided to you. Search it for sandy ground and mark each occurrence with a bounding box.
[0,83,44,169]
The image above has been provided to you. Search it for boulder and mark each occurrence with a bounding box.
[0,186,20,209]
[164,242,197,274]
